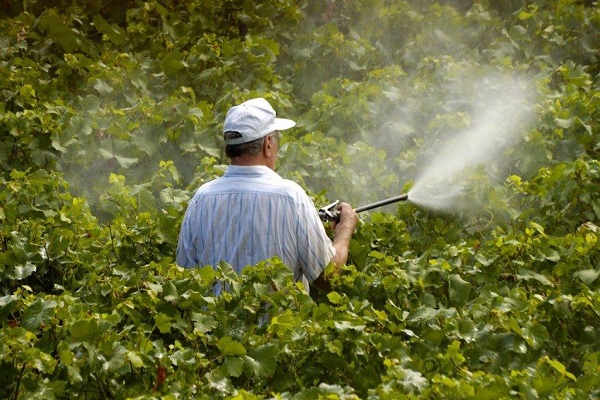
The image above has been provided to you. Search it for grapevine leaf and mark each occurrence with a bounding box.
[192,313,218,334]
[244,344,278,378]
[93,15,126,44]
[160,53,186,75]
[103,345,128,373]
[21,299,56,330]
[334,320,366,332]
[517,269,554,287]
[573,269,600,286]
[449,274,471,305]
[223,357,244,377]
[69,319,111,343]
[11,263,37,280]
[217,336,246,356]
[154,313,172,334]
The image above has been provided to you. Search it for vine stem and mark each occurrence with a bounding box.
[11,363,26,400]
[107,223,122,264]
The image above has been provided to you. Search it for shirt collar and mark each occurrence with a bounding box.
[224,165,282,179]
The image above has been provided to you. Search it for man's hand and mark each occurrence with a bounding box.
[331,202,358,233]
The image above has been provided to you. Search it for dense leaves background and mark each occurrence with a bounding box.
[1,0,599,398]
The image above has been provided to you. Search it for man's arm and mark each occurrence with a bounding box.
[313,202,358,291]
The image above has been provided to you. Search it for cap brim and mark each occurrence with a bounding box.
[272,118,296,131]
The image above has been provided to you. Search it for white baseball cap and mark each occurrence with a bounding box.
[222,98,296,144]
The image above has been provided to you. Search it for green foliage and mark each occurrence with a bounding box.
[1,0,600,398]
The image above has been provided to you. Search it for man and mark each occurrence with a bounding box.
[176,97,358,294]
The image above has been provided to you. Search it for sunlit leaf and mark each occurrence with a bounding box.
[573,269,600,286]
[217,336,246,357]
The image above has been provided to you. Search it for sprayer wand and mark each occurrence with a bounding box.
[318,193,409,222]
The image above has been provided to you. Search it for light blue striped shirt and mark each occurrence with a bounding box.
[176,165,335,294]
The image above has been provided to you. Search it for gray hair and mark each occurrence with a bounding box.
[224,131,279,159]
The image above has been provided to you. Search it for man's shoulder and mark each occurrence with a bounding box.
[276,177,306,193]
[192,175,306,196]
[190,168,313,206]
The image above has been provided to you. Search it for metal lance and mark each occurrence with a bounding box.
[318,194,409,222]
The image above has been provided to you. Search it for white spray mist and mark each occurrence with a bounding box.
[407,73,535,212]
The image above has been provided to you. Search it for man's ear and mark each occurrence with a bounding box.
[263,134,274,156]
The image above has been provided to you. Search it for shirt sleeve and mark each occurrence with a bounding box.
[176,210,197,268]
[294,195,336,283]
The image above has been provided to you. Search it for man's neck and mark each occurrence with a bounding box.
[231,156,270,168]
